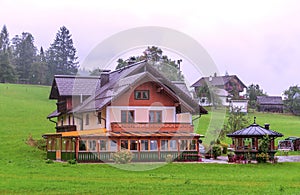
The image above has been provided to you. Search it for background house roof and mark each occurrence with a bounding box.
[191,75,247,90]
[257,96,283,105]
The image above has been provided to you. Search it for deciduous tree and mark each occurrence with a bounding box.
[116,46,183,81]
[246,84,267,109]
[283,85,300,115]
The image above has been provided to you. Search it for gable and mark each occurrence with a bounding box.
[71,62,207,115]
[191,75,246,92]
[112,81,178,107]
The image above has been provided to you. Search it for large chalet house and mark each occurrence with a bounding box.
[191,74,248,111]
[43,62,208,162]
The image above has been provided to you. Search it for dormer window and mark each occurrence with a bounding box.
[134,90,149,100]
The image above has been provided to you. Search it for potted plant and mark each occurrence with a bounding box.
[212,144,222,159]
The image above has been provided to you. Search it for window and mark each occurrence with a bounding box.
[88,140,96,151]
[161,140,168,151]
[141,140,149,151]
[79,140,86,151]
[170,140,177,151]
[85,114,89,125]
[60,116,64,126]
[134,90,149,100]
[149,111,162,123]
[150,140,158,151]
[201,98,206,103]
[121,140,129,149]
[110,140,117,151]
[62,139,71,151]
[99,140,108,151]
[130,140,138,151]
[121,110,134,123]
[180,140,188,151]
[189,140,196,150]
[48,139,56,151]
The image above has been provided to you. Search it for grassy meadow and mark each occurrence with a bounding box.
[0,83,300,194]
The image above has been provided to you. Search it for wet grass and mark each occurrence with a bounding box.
[1,83,300,194]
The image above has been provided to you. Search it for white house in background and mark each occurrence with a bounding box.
[191,74,247,109]
[198,88,230,107]
[229,99,249,113]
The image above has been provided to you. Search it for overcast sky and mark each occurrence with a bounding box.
[1,0,300,95]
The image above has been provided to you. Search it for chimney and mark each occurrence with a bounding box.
[264,123,270,130]
[101,72,110,87]
[209,75,213,82]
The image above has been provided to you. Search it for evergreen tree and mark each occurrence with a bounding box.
[30,47,48,84]
[46,26,79,83]
[0,25,16,83]
[12,32,37,83]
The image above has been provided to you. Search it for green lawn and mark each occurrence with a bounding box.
[194,107,300,141]
[1,83,300,194]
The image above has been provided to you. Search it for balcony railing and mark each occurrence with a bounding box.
[56,125,77,133]
[110,122,194,133]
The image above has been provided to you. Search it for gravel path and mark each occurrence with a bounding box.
[199,155,300,163]
[277,155,300,162]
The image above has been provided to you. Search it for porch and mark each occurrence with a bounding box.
[46,150,200,162]
[44,129,202,162]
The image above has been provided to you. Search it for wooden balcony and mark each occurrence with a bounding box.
[110,122,194,133]
[56,125,77,133]
[56,101,66,113]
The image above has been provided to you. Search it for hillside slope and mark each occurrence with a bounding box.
[0,84,55,162]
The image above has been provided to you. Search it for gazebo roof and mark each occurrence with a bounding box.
[227,120,283,138]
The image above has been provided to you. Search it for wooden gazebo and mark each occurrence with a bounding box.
[227,117,283,160]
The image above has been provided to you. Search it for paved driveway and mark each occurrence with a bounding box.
[200,155,300,163]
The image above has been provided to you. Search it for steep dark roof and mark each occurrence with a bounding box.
[49,62,207,116]
[191,75,247,90]
[227,123,283,138]
[49,75,100,99]
[257,96,283,105]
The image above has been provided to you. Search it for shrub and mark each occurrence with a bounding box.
[68,159,77,164]
[259,135,270,153]
[165,154,173,163]
[256,152,269,163]
[112,150,133,164]
[212,144,222,159]
[45,159,54,164]
[36,139,47,151]
[26,134,47,151]
[227,151,235,157]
